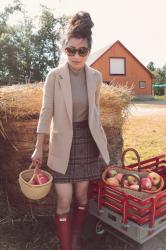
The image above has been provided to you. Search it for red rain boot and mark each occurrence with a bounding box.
[72,204,88,250]
[55,212,72,250]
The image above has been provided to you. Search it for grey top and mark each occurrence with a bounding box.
[68,65,89,122]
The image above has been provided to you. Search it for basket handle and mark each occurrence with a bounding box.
[121,173,141,191]
[122,148,141,171]
[29,162,34,169]
[29,162,41,174]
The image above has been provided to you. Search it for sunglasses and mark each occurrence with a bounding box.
[65,47,89,57]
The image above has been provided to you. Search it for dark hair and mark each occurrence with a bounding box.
[63,11,94,49]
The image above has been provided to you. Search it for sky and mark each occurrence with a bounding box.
[0,0,166,68]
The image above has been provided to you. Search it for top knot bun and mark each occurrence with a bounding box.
[69,11,94,31]
[63,11,94,49]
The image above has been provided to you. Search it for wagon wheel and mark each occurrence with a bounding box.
[95,220,105,235]
[122,148,141,171]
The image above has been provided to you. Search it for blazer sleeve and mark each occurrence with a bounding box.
[37,69,56,134]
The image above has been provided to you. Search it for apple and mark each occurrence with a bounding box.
[106,177,120,187]
[148,172,161,186]
[140,177,152,190]
[123,180,130,187]
[31,179,37,185]
[107,169,117,178]
[129,184,140,191]
[128,174,140,185]
[115,173,123,182]
[35,173,49,185]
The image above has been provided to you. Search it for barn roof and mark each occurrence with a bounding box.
[87,40,153,78]
[87,43,113,66]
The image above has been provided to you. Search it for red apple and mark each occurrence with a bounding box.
[124,180,130,187]
[148,172,161,186]
[140,177,152,190]
[106,177,120,187]
[31,178,37,185]
[35,173,49,185]
[115,173,123,182]
[107,169,117,178]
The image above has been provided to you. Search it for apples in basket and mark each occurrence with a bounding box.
[19,163,53,200]
[102,166,164,193]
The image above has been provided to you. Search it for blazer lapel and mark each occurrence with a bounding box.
[58,63,73,123]
[85,64,97,122]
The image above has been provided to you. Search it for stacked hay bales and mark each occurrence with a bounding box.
[0,82,132,212]
[100,84,132,165]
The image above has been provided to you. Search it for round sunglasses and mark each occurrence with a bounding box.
[65,47,89,57]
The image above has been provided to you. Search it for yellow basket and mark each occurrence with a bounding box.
[18,163,53,200]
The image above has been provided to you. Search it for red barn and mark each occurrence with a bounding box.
[87,40,153,99]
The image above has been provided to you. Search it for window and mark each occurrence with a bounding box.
[110,58,125,75]
[139,81,146,89]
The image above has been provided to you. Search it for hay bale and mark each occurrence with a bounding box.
[0,83,42,120]
[100,83,133,165]
[0,82,132,153]
[100,83,133,128]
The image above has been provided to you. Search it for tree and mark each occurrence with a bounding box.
[0,0,24,84]
[147,61,155,72]
[0,2,69,85]
[31,7,68,80]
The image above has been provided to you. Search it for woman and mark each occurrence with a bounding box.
[31,11,110,250]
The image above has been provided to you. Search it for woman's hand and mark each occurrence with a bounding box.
[31,133,45,168]
[31,147,43,168]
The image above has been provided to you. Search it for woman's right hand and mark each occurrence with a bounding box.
[31,147,43,168]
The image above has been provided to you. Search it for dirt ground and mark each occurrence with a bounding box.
[1,101,166,250]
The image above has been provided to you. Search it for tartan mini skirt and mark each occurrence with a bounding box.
[48,120,105,183]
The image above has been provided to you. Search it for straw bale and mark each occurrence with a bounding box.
[0,82,132,122]
[0,83,42,121]
[100,83,133,128]
[0,82,132,153]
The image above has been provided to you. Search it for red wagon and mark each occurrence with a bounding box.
[89,148,166,246]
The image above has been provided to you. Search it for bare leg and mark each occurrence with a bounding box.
[74,180,89,205]
[54,182,73,214]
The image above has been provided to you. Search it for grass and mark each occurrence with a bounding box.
[154,95,166,100]
[123,104,166,164]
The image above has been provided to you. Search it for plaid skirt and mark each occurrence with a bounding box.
[48,120,105,183]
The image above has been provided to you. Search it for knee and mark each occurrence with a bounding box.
[57,198,71,213]
[75,192,88,205]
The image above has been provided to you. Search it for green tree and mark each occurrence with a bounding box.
[0,0,23,84]
[147,61,155,71]
[0,2,69,84]
[32,7,68,80]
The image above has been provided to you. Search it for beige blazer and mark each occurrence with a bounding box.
[37,62,110,174]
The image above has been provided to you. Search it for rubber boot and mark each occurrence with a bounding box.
[72,204,88,250]
[55,212,72,250]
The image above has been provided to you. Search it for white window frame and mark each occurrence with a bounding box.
[110,57,125,75]
[139,81,146,89]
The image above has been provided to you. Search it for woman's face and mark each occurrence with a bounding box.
[65,38,90,71]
